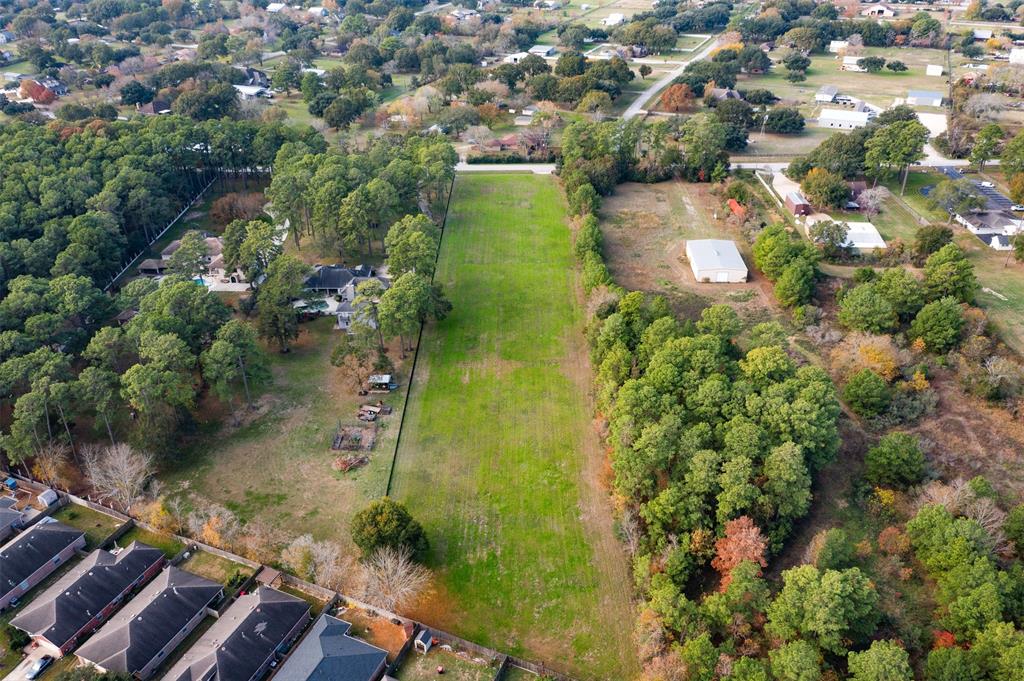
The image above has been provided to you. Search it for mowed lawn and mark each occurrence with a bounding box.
[391,175,637,680]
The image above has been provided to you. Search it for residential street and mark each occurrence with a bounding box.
[621,35,723,120]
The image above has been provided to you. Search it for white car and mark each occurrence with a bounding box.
[1012,204,1024,212]
[979,181,995,188]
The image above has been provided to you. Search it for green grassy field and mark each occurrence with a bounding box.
[390,174,637,680]
[117,525,184,558]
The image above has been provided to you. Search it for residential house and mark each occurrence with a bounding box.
[162,586,311,681]
[818,108,873,129]
[233,84,272,100]
[11,542,166,656]
[601,12,626,26]
[137,99,172,115]
[528,45,556,57]
[815,85,839,103]
[860,4,895,16]
[0,497,24,544]
[906,89,943,107]
[785,191,811,216]
[502,52,530,64]
[828,40,848,53]
[841,55,866,72]
[0,519,85,611]
[266,2,287,11]
[160,234,244,283]
[805,217,886,253]
[273,614,389,681]
[449,7,479,21]
[38,77,68,96]
[75,567,222,680]
[304,265,388,331]
[237,66,270,88]
[955,210,1023,251]
[685,240,748,283]
[0,31,15,44]
[707,87,742,101]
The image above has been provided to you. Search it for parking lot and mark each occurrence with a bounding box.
[938,166,1014,211]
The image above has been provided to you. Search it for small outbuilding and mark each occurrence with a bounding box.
[684,240,748,284]
[842,222,887,253]
[841,56,866,72]
[906,89,944,107]
[818,108,872,129]
[785,192,812,216]
[926,63,944,76]
[828,40,848,53]
[415,629,434,654]
[815,85,839,103]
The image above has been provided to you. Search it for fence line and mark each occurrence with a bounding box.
[384,174,458,497]
[102,174,217,291]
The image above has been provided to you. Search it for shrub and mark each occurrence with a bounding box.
[844,369,892,417]
[865,432,925,488]
[575,215,603,259]
[1006,504,1024,555]
[5,624,29,650]
[582,250,612,291]
[808,527,855,570]
[774,259,816,307]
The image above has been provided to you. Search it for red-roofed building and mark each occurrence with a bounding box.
[727,199,747,218]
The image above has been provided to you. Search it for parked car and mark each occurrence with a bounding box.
[1011,204,1024,211]
[980,181,995,188]
[26,656,53,680]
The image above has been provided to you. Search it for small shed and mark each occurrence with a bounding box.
[926,63,944,76]
[368,374,395,392]
[841,56,866,72]
[785,192,812,216]
[974,28,993,41]
[415,629,433,654]
[38,489,58,507]
[727,199,747,218]
[828,40,848,53]
[685,240,748,283]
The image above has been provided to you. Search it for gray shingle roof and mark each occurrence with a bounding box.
[0,520,84,597]
[274,614,388,681]
[11,541,165,648]
[75,566,222,675]
[163,586,310,681]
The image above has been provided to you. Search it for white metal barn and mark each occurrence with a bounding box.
[686,240,748,283]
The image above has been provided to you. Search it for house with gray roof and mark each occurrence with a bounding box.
[75,566,222,680]
[274,614,388,681]
[162,586,310,681]
[11,541,165,656]
[0,518,85,610]
[0,497,24,543]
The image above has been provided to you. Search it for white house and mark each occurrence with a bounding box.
[601,12,626,26]
[818,108,873,129]
[906,89,944,107]
[861,4,895,16]
[828,40,849,53]
[233,84,271,100]
[685,240,748,283]
[528,44,556,57]
[266,2,286,12]
[815,85,839,103]
[974,28,993,41]
[841,222,887,253]
[841,56,866,72]
[1011,48,1024,65]
[925,64,944,76]
[955,210,1023,250]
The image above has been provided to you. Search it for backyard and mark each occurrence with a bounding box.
[389,174,637,680]
[161,317,410,562]
[51,504,125,549]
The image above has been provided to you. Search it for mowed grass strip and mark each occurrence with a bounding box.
[392,174,636,680]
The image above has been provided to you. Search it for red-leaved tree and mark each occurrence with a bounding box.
[711,516,768,589]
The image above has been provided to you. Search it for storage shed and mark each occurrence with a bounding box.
[785,191,812,216]
[685,240,748,283]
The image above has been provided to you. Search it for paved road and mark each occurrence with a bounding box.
[455,162,556,174]
[622,35,722,120]
[731,158,973,172]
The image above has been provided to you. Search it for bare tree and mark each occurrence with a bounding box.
[31,442,70,488]
[964,93,1007,120]
[857,187,887,218]
[359,546,431,612]
[963,496,1010,554]
[917,477,973,514]
[282,535,352,590]
[82,443,154,511]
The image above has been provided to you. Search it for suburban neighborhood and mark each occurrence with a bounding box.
[5,0,1024,679]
